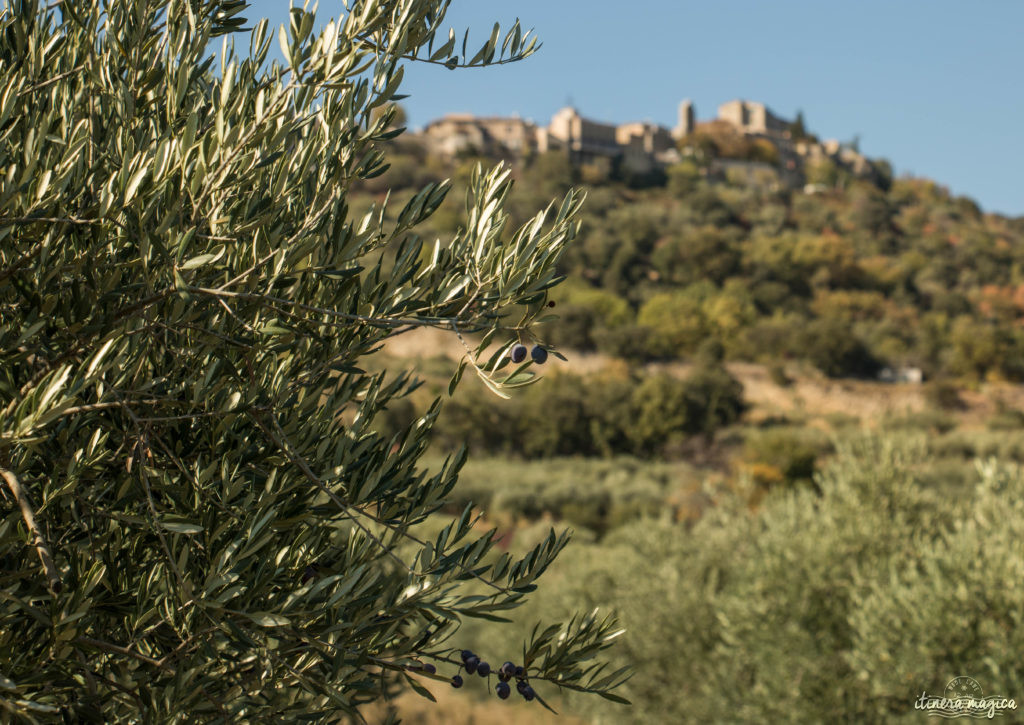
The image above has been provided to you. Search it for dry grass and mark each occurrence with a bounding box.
[357,683,587,725]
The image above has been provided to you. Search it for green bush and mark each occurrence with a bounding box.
[680,362,747,436]
[484,435,1024,723]
[742,426,829,485]
[544,284,633,353]
[667,160,701,196]
[447,457,695,535]
[592,323,654,362]
[768,362,794,387]
[517,373,597,458]
[628,365,746,456]
[435,366,745,461]
[933,430,1024,461]
[637,289,708,358]
[544,302,601,351]
[628,373,692,455]
[801,318,882,378]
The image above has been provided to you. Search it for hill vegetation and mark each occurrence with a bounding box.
[350,114,1024,722]
[363,126,1024,384]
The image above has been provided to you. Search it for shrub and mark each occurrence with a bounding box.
[680,363,747,437]
[801,318,882,378]
[543,302,600,351]
[742,427,829,486]
[517,373,596,458]
[493,435,1024,724]
[667,160,701,196]
[637,290,707,358]
[883,411,957,435]
[449,457,684,535]
[768,362,793,387]
[924,379,965,411]
[592,324,655,362]
[628,374,693,456]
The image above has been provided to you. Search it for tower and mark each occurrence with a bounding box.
[675,99,695,138]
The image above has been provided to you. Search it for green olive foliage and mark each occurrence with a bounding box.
[506,435,1024,723]
[0,1,627,720]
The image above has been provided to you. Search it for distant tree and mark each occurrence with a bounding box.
[518,374,595,457]
[788,110,814,142]
[637,290,708,358]
[667,160,701,196]
[628,374,691,455]
[521,150,577,203]
[680,360,746,437]
[742,428,823,485]
[801,319,882,378]
[651,226,742,286]
[806,157,841,188]
[545,303,600,351]
[842,187,893,237]
[871,158,894,191]
[677,132,719,166]
[947,316,1011,380]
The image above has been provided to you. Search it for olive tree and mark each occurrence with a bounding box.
[0,0,628,720]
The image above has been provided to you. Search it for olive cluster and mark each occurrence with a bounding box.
[452,649,536,702]
[509,344,548,365]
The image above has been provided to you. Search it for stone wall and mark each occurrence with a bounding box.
[717,99,791,137]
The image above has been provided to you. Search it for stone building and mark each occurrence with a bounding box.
[616,121,677,174]
[794,138,874,179]
[716,99,791,137]
[418,96,878,189]
[536,106,620,159]
[422,113,538,157]
[674,99,695,138]
[615,121,675,155]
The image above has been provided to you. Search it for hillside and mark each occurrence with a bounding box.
[359,111,1024,388]
[351,114,1024,724]
[348,111,1024,510]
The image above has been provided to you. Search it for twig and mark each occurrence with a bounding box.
[155,626,219,669]
[352,34,536,69]
[215,296,256,333]
[0,468,62,594]
[105,389,193,616]
[17,65,85,95]
[191,285,441,329]
[0,216,101,226]
[57,400,149,417]
[74,636,169,670]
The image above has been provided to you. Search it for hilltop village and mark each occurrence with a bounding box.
[415,99,882,190]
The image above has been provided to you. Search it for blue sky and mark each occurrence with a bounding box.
[246,1,1024,216]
